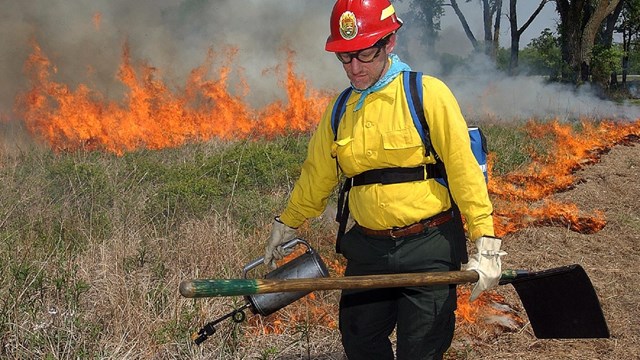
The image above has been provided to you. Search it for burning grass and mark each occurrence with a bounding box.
[15,40,330,155]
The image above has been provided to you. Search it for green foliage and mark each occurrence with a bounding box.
[437,53,468,75]
[519,28,564,79]
[121,135,309,233]
[495,47,510,72]
[591,44,624,87]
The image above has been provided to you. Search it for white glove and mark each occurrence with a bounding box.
[464,236,507,301]
[264,217,297,269]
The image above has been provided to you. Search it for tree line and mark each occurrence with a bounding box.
[399,0,640,90]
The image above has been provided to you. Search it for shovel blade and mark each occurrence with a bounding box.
[510,264,609,339]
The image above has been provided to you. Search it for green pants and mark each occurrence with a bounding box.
[338,216,464,360]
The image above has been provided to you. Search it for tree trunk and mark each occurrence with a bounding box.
[449,0,480,51]
[493,0,503,59]
[580,0,622,81]
[622,29,630,85]
[509,0,519,74]
[601,0,624,47]
[483,0,493,56]
[556,0,622,83]
[424,5,437,54]
[556,0,587,82]
[509,0,552,75]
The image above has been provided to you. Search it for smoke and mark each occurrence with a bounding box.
[0,0,637,127]
[0,0,341,117]
[440,55,640,121]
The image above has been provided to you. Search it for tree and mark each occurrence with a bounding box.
[447,0,503,58]
[507,0,553,75]
[616,0,640,85]
[599,0,624,87]
[555,0,622,83]
[520,28,564,79]
[589,44,623,88]
[398,0,446,54]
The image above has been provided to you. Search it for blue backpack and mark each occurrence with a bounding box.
[330,71,488,186]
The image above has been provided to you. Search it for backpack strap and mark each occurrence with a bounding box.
[403,71,436,158]
[404,71,449,186]
[331,87,352,253]
[331,87,352,140]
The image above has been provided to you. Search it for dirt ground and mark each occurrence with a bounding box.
[456,141,640,359]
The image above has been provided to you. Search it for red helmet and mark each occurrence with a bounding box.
[325,0,403,53]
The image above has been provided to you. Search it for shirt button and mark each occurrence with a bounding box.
[380,203,386,208]
[365,122,373,128]
[366,150,373,156]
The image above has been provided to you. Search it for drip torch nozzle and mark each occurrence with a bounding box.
[192,304,250,345]
[192,323,216,345]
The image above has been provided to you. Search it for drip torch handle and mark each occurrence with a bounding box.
[242,238,311,277]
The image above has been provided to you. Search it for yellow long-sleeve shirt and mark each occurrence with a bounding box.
[280,74,494,241]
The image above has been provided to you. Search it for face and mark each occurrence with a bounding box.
[338,34,396,90]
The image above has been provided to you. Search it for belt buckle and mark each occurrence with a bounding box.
[389,227,402,239]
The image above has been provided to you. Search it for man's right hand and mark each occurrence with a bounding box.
[264,217,297,269]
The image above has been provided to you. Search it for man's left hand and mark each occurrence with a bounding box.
[464,236,507,301]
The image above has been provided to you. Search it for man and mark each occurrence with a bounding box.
[264,0,505,359]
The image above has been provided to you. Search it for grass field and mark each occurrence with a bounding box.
[1,118,638,359]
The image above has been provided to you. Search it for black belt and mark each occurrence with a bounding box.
[355,210,455,239]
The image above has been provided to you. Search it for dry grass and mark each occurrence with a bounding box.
[1,126,638,359]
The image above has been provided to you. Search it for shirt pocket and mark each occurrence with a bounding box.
[332,136,359,174]
[382,128,422,150]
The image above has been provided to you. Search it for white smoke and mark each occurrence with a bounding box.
[0,0,637,126]
[440,55,640,121]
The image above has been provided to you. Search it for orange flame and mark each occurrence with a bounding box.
[92,13,102,31]
[489,119,640,237]
[15,40,331,155]
[455,287,525,339]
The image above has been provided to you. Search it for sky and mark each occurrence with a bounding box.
[0,0,636,126]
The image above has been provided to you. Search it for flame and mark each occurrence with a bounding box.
[455,287,525,339]
[92,13,102,31]
[490,119,640,201]
[248,294,339,335]
[489,119,640,237]
[15,40,331,155]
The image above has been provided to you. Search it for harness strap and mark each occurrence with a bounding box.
[351,165,438,186]
[335,178,351,253]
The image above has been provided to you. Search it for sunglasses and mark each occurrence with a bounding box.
[336,36,390,64]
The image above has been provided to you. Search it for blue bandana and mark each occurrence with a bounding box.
[352,54,411,111]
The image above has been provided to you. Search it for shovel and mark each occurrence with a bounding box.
[180,264,609,339]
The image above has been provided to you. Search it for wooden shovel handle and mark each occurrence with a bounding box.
[179,270,481,298]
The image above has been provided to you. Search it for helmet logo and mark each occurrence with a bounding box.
[339,11,358,40]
